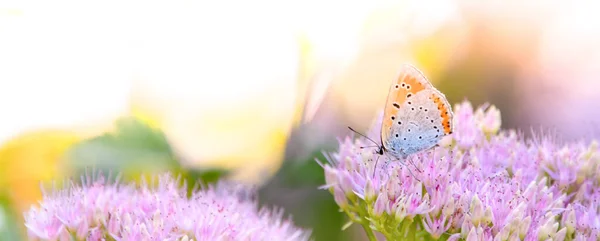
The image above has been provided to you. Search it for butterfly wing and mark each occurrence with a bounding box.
[381,64,435,147]
[386,88,454,157]
[430,88,454,136]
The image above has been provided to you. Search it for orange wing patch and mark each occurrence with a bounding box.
[431,93,453,135]
[382,65,433,141]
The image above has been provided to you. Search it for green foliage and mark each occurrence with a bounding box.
[65,117,177,171]
[0,193,23,241]
[64,116,228,187]
[259,150,349,241]
[278,152,327,187]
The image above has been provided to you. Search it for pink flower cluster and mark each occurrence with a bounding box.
[321,100,600,241]
[24,172,310,241]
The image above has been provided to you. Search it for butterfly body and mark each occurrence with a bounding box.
[380,64,454,160]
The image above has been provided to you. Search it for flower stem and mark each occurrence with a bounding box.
[360,222,378,241]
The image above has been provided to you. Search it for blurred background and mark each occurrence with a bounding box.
[1,1,600,240]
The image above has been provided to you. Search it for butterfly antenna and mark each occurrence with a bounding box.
[348,126,381,148]
[348,126,386,178]
[360,145,380,149]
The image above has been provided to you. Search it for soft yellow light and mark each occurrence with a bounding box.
[0,0,465,186]
[129,1,301,184]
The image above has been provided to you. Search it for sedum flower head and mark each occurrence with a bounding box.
[321,100,600,241]
[24,171,310,241]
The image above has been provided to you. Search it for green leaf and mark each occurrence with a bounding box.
[179,168,230,197]
[65,117,179,176]
[258,148,348,241]
[186,168,229,186]
[0,193,24,241]
[276,150,332,187]
[64,116,229,187]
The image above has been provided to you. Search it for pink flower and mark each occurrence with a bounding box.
[24,171,310,241]
[322,100,600,240]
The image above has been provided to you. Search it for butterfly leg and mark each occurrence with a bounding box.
[372,154,381,178]
[376,156,395,178]
[407,157,423,173]
[374,158,393,179]
[398,158,421,182]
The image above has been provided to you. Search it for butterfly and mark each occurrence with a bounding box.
[349,64,454,176]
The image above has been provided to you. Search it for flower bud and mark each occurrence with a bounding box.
[483,206,494,226]
[461,215,472,239]
[324,166,338,187]
[496,225,510,240]
[339,173,356,195]
[372,193,388,217]
[466,226,483,241]
[480,105,501,134]
[393,198,407,223]
[443,199,455,218]
[519,216,532,240]
[364,179,376,202]
[564,208,576,235]
[469,194,484,226]
[333,188,348,208]
[554,227,567,241]
[447,233,461,241]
